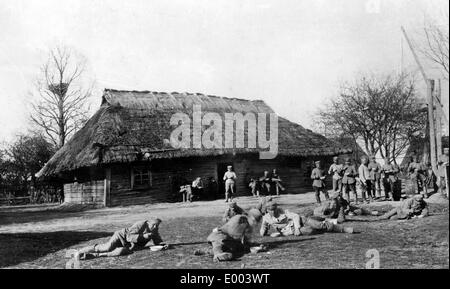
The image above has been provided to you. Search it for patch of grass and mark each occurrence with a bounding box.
[3,202,448,269]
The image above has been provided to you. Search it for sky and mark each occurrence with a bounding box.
[0,0,449,143]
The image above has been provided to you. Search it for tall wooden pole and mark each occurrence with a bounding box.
[427,79,437,172]
[435,79,443,159]
[401,26,441,175]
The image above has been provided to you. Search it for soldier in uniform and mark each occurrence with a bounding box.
[255,196,273,215]
[259,171,272,195]
[381,158,399,201]
[342,158,358,204]
[271,169,285,195]
[313,191,379,223]
[328,156,343,194]
[248,178,260,197]
[76,218,165,259]
[205,212,266,262]
[260,202,354,236]
[313,191,346,223]
[368,155,382,199]
[358,156,371,203]
[222,201,246,223]
[438,148,449,196]
[223,165,237,202]
[408,156,427,196]
[378,194,429,220]
[191,177,204,200]
[311,160,329,204]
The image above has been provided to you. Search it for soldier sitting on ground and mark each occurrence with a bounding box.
[222,201,246,223]
[248,178,260,197]
[260,202,355,237]
[75,218,166,259]
[179,185,193,202]
[259,171,272,195]
[271,169,286,195]
[378,194,429,220]
[313,191,346,223]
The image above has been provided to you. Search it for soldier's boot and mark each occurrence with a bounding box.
[315,193,321,204]
[77,245,100,260]
[225,193,229,202]
[213,252,234,262]
[343,227,354,234]
[330,223,354,234]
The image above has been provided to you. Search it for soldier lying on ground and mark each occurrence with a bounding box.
[313,192,380,223]
[198,209,265,262]
[377,194,429,220]
[222,201,246,223]
[260,202,355,236]
[75,218,166,259]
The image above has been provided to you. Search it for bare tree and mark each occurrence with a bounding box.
[420,14,449,80]
[30,46,92,148]
[318,73,427,164]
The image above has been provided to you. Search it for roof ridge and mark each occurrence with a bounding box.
[104,88,266,103]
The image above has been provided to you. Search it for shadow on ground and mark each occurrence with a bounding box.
[0,231,111,268]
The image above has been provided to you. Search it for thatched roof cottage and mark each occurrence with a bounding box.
[37,89,351,207]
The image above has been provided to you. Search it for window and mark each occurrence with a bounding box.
[131,168,152,189]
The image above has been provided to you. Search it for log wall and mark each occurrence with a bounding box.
[63,180,105,207]
[63,155,337,207]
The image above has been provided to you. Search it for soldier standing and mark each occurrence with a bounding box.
[407,156,426,196]
[368,155,382,199]
[223,165,237,202]
[328,156,343,194]
[311,160,329,204]
[358,156,371,203]
[381,158,399,201]
[438,148,449,197]
[342,158,358,204]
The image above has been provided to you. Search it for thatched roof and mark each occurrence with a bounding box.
[37,89,352,177]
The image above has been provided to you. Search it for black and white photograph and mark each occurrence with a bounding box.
[0,0,448,276]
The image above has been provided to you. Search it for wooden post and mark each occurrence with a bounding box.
[104,167,111,207]
[427,79,438,174]
[435,79,443,159]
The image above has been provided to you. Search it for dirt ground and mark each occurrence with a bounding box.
[0,192,448,269]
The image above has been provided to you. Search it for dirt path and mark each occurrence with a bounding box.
[0,192,447,234]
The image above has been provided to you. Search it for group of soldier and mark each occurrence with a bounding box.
[312,152,449,206]
[312,156,402,205]
[73,152,445,263]
[74,189,429,263]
